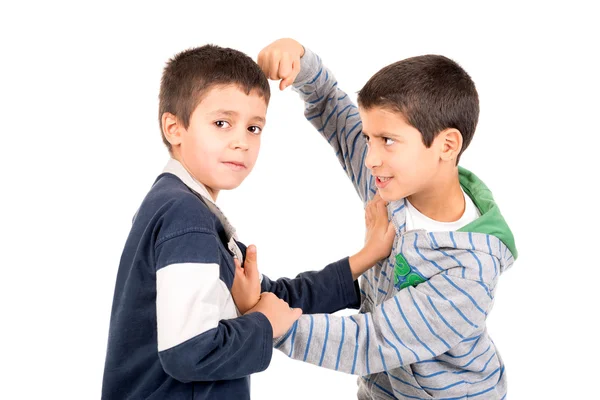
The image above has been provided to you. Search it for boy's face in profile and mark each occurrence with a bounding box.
[169,85,267,199]
[361,106,443,202]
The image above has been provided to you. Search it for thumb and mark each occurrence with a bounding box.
[280,61,300,91]
[244,245,259,279]
[386,222,396,240]
[280,77,293,91]
[291,307,303,320]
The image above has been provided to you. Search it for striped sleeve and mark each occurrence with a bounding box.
[274,269,491,376]
[292,48,373,203]
[155,230,273,382]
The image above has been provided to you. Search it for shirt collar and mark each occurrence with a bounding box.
[162,158,238,240]
[388,198,408,234]
[163,158,216,203]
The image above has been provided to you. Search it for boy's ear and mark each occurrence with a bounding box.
[162,112,183,146]
[439,128,463,163]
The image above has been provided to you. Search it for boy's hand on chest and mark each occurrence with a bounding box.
[230,245,261,315]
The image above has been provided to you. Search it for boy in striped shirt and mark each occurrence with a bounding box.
[245,39,518,399]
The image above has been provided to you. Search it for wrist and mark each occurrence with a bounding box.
[240,297,260,315]
[349,249,376,280]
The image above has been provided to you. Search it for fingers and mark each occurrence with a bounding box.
[278,52,293,79]
[377,202,392,235]
[366,191,388,220]
[257,50,268,75]
[376,199,387,218]
[371,191,388,219]
[372,192,386,208]
[280,58,301,90]
[244,245,259,280]
[268,50,281,80]
[258,49,279,80]
[365,201,374,227]
[257,46,299,89]
[258,39,305,85]
[368,192,386,210]
[260,291,276,301]
[234,257,243,274]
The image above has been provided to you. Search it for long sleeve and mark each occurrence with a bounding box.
[261,257,361,314]
[274,268,491,376]
[292,48,373,204]
[155,230,273,382]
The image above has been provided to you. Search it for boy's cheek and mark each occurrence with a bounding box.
[247,149,261,170]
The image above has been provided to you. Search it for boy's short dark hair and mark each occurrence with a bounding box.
[358,55,479,162]
[159,45,271,151]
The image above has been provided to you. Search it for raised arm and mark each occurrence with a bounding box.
[258,39,374,203]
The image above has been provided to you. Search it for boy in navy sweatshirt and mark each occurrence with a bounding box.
[101,44,395,399]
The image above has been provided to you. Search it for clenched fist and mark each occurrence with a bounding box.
[257,38,305,91]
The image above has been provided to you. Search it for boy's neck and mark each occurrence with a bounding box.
[170,153,219,202]
[406,167,464,223]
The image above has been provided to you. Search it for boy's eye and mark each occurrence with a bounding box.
[384,137,395,146]
[215,121,231,129]
[248,126,262,135]
[362,133,370,142]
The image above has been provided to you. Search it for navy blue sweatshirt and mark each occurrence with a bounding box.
[102,167,360,399]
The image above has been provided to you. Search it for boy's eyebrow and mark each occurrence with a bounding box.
[210,109,239,117]
[249,115,266,124]
[363,130,400,139]
[210,109,265,124]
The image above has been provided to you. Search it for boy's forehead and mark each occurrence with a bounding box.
[360,106,410,133]
[360,105,406,120]
[196,84,268,119]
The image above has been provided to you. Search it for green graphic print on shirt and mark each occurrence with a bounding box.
[393,253,426,290]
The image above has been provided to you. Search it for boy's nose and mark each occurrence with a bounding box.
[365,146,382,169]
[231,141,249,150]
[230,132,249,150]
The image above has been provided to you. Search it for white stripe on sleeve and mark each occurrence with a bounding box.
[156,263,238,351]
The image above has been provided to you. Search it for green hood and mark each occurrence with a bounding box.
[458,167,518,260]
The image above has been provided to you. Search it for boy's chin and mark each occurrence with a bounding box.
[378,188,404,203]
[218,179,244,191]
[377,189,397,202]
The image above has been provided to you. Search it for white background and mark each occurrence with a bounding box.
[1,1,598,399]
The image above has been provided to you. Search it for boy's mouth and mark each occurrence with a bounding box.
[222,161,247,171]
[375,176,392,188]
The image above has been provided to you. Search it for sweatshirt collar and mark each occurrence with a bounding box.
[162,158,238,241]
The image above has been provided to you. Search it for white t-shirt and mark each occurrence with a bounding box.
[405,189,481,232]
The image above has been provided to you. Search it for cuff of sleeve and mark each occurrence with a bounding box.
[294,47,321,86]
[335,257,362,309]
[247,311,274,372]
